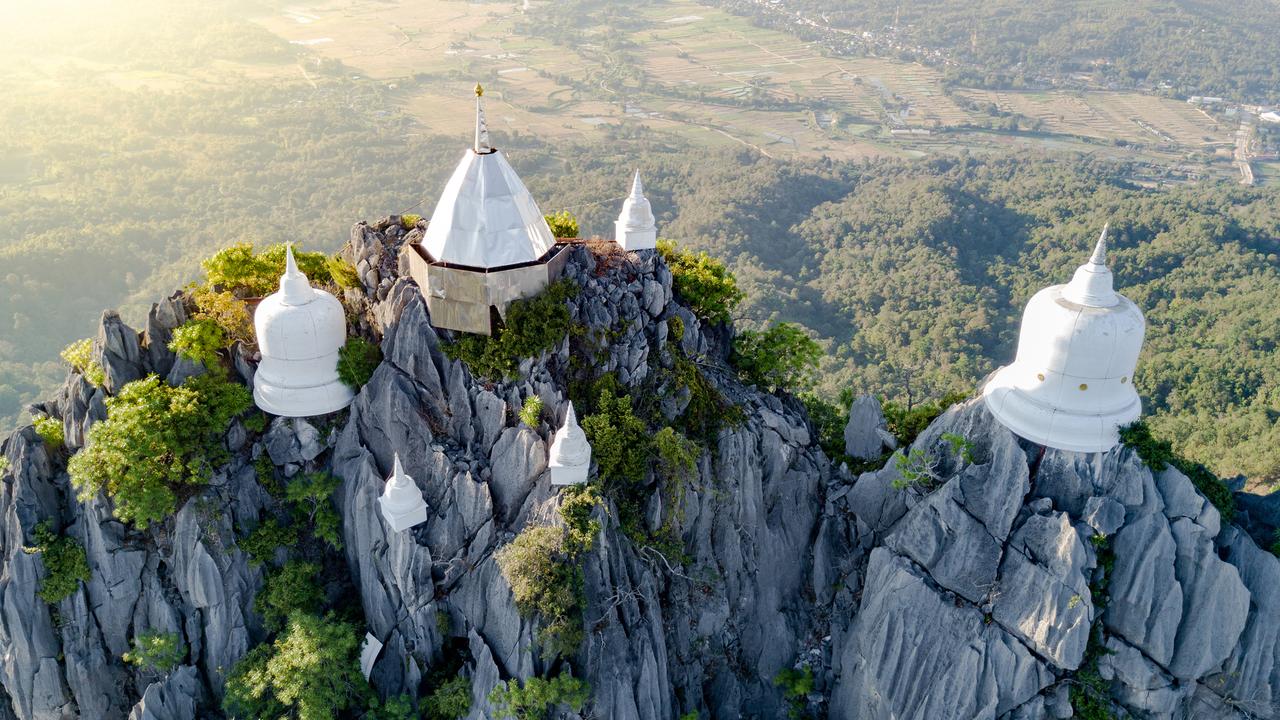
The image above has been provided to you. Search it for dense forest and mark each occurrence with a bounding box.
[1,0,1278,488]
[729,0,1280,103]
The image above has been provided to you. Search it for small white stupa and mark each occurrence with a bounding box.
[983,225,1146,453]
[614,170,658,251]
[549,403,592,486]
[378,454,429,532]
[405,83,569,335]
[253,246,354,417]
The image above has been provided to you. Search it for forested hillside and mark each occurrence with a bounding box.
[745,0,1280,102]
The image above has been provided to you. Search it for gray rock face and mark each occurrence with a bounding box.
[3,232,1279,720]
[843,395,893,460]
[95,310,145,394]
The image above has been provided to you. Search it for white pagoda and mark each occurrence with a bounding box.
[253,246,355,417]
[982,225,1146,453]
[378,453,429,532]
[404,84,569,335]
[549,402,592,486]
[614,170,658,251]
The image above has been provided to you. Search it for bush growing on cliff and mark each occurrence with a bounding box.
[256,560,323,632]
[731,322,822,393]
[518,395,543,427]
[285,472,343,551]
[544,210,579,239]
[23,521,90,604]
[224,612,364,720]
[169,318,227,370]
[31,414,63,452]
[581,389,649,490]
[495,525,584,655]
[882,391,969,446]
[68,373,253,528]
[422,676,472,720]
[443,279,578,380]
[488,674,590,720]
[60,338,105,387]
[336,337,381,390]
[202,242,334,298]
[123,630,185,672]
[657,239,743,325]
[240,518,298,566]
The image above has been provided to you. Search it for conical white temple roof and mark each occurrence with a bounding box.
[421,85,556,269]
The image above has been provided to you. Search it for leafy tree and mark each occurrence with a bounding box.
[657,239,743,325]
[123,630,186,672]
[365,694,416,720]
[256,560,323,633]
[68,374,252,528]
[337,337,382,390]
[168,318,227,369]
[60,339,105,387]
[730,322,822,392]
[422,677,473,720]
[580,389,649,491]
[23,521,90,604]
[488,674,590,720]
[202,242,335,298]
[773,667,815,720]
[544,210,579,239]
[240,518,298,566]
[286,472,343,551]
[224,612,364,720]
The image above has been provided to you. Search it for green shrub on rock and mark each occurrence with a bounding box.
[443,279,578,380]
[488,674,590,720]
[256,560,323,632]
[544,210,579,239]
[495,525,583,655]
[60,338,106,387]
[23,521,90,604]
[123,630,185,672]
[337,337,382,390]
[202,242,335,298]
[224,612,364,720]
[169,318,227,369]
[656,239,743,325]
[518,395,543,427]
[31,414,63,452]
[240,518,298,566]
[422,676,472,720]
[730,322,821,393]
[68,373,252,529]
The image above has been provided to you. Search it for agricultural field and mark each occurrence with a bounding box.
[249,0,1252,182]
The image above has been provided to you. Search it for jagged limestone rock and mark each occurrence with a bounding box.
[843,394,891,460]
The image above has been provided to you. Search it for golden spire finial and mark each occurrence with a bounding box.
[474,83,484,97]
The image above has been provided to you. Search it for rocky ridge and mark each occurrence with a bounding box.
[0,217,1275,719]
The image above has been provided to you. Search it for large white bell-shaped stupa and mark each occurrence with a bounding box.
[253,246,354,417]
[615,170,658,251]
[405,84,569,335]
[378,453,429,532]
[982,225,1146,453]
[549,402,592,486]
